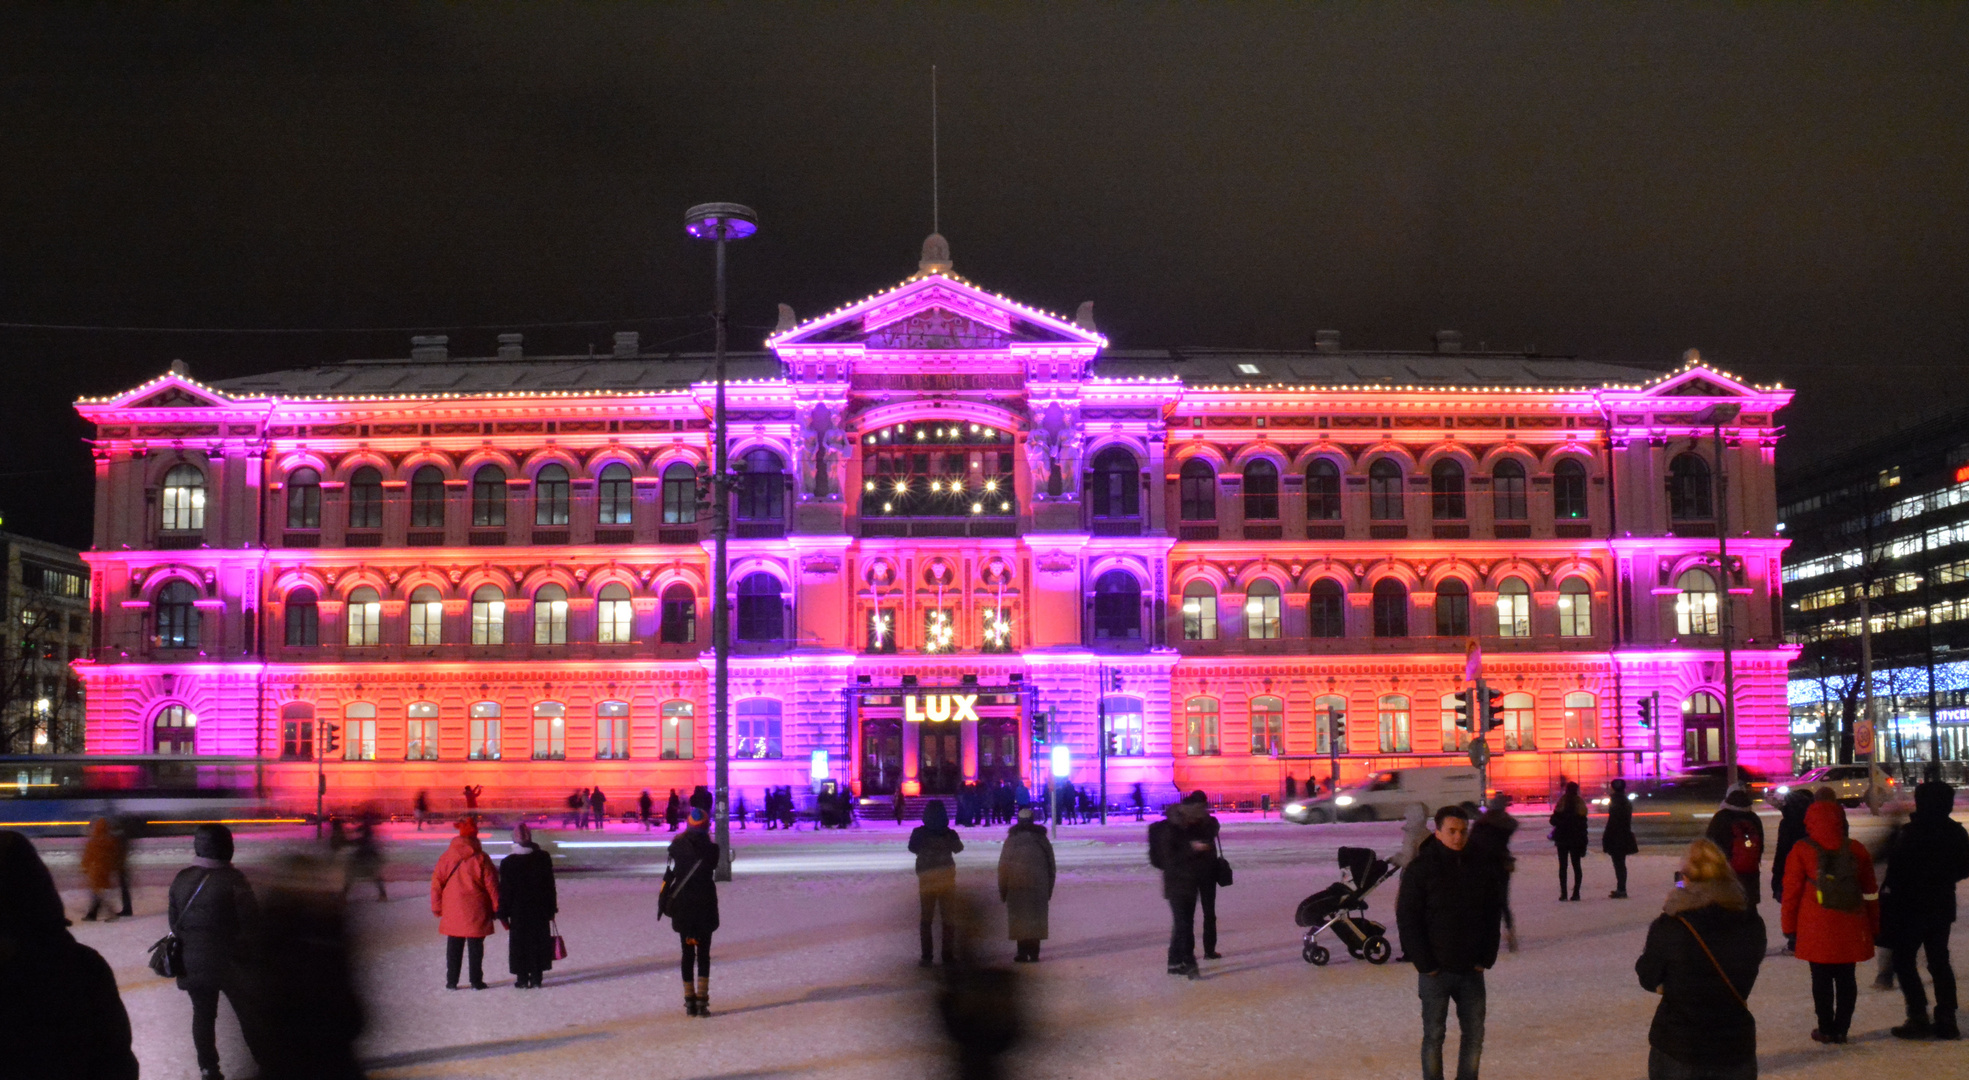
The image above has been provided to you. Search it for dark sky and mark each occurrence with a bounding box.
[3,3,1965,549]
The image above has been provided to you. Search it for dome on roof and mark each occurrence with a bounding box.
[918,232,952,274]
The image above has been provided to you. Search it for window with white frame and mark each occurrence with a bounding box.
[662,700,694,760]
[468,701,501,760]
[1182,581,1218,641]
[1557,577,1592,637]
[534,464,570,526]
[1378,694,1411,753]
[533,584,569,645]
[598,462,634,525]
[343,702,377,761]
[1563,691,1598,748]
[1314,694,1347,755]
[346,586,382,647]
[286,468,322,529]
[1185,696,1220,755]
[1496,577,1531,637]
[161,464,206,531]
[531,701,566,760]
[596,700,630,760]
[1500,692,1536,751]
[1250,695,1285,755]
[597,583,633,643]
[409,586,443,645]
[1675,568,1720,635]
[1245,580,1282,639]
[406,702,439,760]
[1439,694,1470,752]
[736,698,783,759]
[471,585,505,645]
[1106,696,1145,756]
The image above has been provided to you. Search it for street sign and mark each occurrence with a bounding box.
[1855,718,1875,757]
[1467,737,1491,769]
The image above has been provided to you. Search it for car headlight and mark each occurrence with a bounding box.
[1334,795,1355,807]
[1775,785,1789,796]
[1284,802,1305,815]
[1628,792,1637,801]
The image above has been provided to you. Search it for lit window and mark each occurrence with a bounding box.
[533,584,568,645]
[1314,695,1346,755]
[161,464,206,532]
[922,608,956,653]
[1675,568,1719,635]
[1182,581,1218,641]
[1500,693,1536,751]
[155,703,198,755]
[343,702,377,761]
[406,702,439,760]
[1106,696,1145,756]
[1377,695,1411,753]
[1250,695,1284,755]
[662,462,698,525]
[1245,580,1282,639]
[1235,363,1262,375]
[471,585,506,645]
[597,583,633,643]
[662,700,694,760]
[596,700,630,760]
[469,701,501,760]
[408,586,443,645]
[736,698,783,759]
[346,586,382,647]
[1496,577,1531,638]
[980,606,1015,653]
[598,463,634,525]
[1557,577,1592,637]
[1185,697,1220,756]
[532,701,566,760]
[534,464,570,526]
[1562,691,1598,749]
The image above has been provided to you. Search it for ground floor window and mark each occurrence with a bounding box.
[662,700,695,760]
[1249,696,1284,755]
[1500,692,1536,751]
[278,702,312,760]
[736,698,782,758]
[1378,695,1411,753]
[406,702,439,761]
[532,702,566,760]
[1683,692,1724,764]
[597,701,630,760]
[343,702,377,761]
[1185,697,1220,755]
[469,702,502,761]
[1315,695,1347,755]
[1439,694,1470,752]
[1562,692,1598,749]
[1106,696,1145,756]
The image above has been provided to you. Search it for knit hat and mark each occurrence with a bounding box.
[1183,790,1208,805]
[1723,786,1753,808]
[511,822,533,847]
[1017,807,1034,822]
[455,817,479,840]
[687,806,709,828]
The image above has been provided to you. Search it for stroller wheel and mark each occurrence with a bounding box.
[1363,936,1393,965]
[1305,943,1330,966]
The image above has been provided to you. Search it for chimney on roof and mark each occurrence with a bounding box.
[613,331,641,358]
[497,333,524,360]
[1314,330,1341,353]
[1434,330,1462,354]
[169,358,190,377]
[410,335,449,361]
[1075,302,1097,333]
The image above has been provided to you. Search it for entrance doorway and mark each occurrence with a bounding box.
[862,716,902,796]
[920,726,961,795]
[1683,692,1725,765]
[977,714,1020,788]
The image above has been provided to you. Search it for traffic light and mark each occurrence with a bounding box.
[320,721,340,758]
[1635,697,1654,729]
[1106,669,1126,694]
[1480,685,1505,733]
[1451,690,1475,730]
[1327,706,1346,744]
[1033,709,1049,743]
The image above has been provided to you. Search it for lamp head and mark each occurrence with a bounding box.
[684,202,758,240]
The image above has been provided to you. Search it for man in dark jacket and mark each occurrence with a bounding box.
[1704,787,1766,906]
[0,831,139,1080]
[1396,805,1502,1080]
[1467,795,1520,952]
[1148,790,1220,978]
[1770,787,1813,906]
[909,799,965,966]
[171,824,265,1080]
[1884,780,1969,1039]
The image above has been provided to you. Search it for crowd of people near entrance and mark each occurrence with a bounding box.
[5,774,1966,1080]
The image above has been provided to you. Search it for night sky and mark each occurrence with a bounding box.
[3,4,1964,549]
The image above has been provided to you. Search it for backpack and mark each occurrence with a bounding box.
[1727,816,1763,875]
[1809,840,1864,912]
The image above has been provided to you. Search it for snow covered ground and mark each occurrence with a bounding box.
[49,815,1967,1079]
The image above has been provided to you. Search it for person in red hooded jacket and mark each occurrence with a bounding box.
[1781,799,1879,1044]
[430,818,500,989]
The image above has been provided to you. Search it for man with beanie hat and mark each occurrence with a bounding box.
[430,818,500,989]
[1705,786,1766,905]
[1882,780,1969,1039]
[170,824,264,1080]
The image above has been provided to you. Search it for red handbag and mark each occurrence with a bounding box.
[550,920,568,961]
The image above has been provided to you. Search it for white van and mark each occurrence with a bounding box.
[1283,765,1485,824]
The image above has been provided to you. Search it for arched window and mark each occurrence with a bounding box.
[161,464,206,532]
[1314,694,1347,755]
[660,583,697,644]
[156,580,199,648]
[406,701,439,760]
[284,587,319,647]
[858,420,1015,518]
[1669,454,1713,521]
[1092,570,1142,641]
[1184,696,1220,756]
[736,698,783,759]
[346,586,382,647]
[408,585,443,645]
[736,449,785,522]
[470,584,505,645]
[1369,459,1405,520]
[1243,459,1280,520]
[154,703,197,755]
[468,701,501,760]
[532,584,568,645]
[598,462,634,525]
[1557,577,1592,637]
[1430,460,1466,520]
[347,466,383,530]
[285,468,322,529]
[1492,459,1527,521]
[1250,695,1285,755]
[1106,696,1145,756]
[472,465,507,527]
[1181,580,1218,641]
[1091,446,1140,518]
[1372,578,1408,637]
[1378,695,1411,753]
[410,465,446,528]
[662,462,698,524]
[1496,577,1531,638]
[1675,568,1719,635]
[1245,579,1282,639]
[1563,691,1598,748]
[597,582,632,643]
[736,573,783,643]
[531,701,566,760]
[1436,578,1470,637]
[279,701,314,759]
[1682,692,1724,764]
[1500,692,1536,751]
[1309,579,1347,638]
[343,701,377,761]
[596,700,630,760]
[534,464,570,526]
[662,700,695,760]
[1440,694,1470,752]
[1179,459,1217,521]
[1553,458,1589,519]
[1306,459,1342,521]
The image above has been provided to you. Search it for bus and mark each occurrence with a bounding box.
[0,755,293,836]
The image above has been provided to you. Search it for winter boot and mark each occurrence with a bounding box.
[1934,1010,1960,1040]
[695,976,710,1017]
[683,983,698,1017]
[1891,1012,1934,1040]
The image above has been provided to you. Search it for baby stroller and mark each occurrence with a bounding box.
[1294,846,1398,966]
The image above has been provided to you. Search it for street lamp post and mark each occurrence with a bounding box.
[685,202,756,883]
[1696,402,1742,792]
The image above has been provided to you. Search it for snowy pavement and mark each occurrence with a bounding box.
[52,816,1968,1079]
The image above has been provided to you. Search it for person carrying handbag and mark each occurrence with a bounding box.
[168,824,265,1080]
[663,806,721,1016]
[497,822,558,989]
[1635,838,1766,1080]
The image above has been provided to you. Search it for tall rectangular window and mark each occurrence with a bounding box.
[409,588,443,645]
[980,606,1015,653]
[662,464,698,524]
[468,702,501,761]
[597,701,630,760]
[597,585,633,643]
[662,701,694,760]
[1563,692,1598,749]
[1377,695,1411,753]
[346,588,382,647]
[1315,695,1347,756]
[531,703,566,760]
[406,702,439,761]
[735,699,783,759]
[598,464,634,525]
[1249,696,1284,755]
[1182,585,1218,641]
[533,466,570,526]
[1185,697,1220,756]
[1106,696,1145,756]
[867,608,897,653]
[343,703,377,761]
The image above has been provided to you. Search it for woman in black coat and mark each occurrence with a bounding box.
[170,824,266,1080]
[666,806,721,1016]
[1769,787,1814,905]
[498,822,559,988]
[0,831,138,1080]
[1603,778,1639,899]
[1550,781,1590,901]
[1635,838,1766,1080]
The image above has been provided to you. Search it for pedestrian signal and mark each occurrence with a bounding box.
[320,721,340,757]
[1480,685,1505,732]
[1635,697,1653,729]
[1451,690,1475,730]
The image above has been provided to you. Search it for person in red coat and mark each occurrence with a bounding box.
[430,818,500,989]
[1781,799,1880,1044]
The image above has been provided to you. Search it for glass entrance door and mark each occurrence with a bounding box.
[920,726,961,795]
[861,715,903,796]
[977,715,1020,788]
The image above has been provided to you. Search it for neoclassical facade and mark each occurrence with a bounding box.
[76,242,1797,811]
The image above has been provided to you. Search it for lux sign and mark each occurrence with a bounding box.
[904,694,981,724]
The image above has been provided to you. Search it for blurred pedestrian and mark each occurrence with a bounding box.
[567,790,586,830]
[689,785,713,815]
[998,807,1055,962]
[589,786,608,831]
[1604,779,1639,899]
[0,830,139,1080]
[413,789,430,831]
[1396,805,1503,1080]
[665,806,720,1016]
[1131,782,1146,822]
[934,889,1026,1080]
[1550,781,1589,901]
[639,789,654,831]
[1285,774,1298,800]
[1148,790,1219,977]
[345,807,386,901]
[1781,799,1878,1044]
[430,818,500,990]
[665,788,682,831]
[893,788,907,826]
[1394,803,1429,868]
[461,784,482,817]
[910,798,965,966]
[1704,787,1766,906]
[1882,780,1968,1040]
[778,786,796,830]
[252,854,366,1080]
[1469,794,1521,952]
[80,817,126,922]
[734,790,748,831]
[1770,788,1814,906]
[498,822,558,989]
[171,824,265,1080]
[1634,838,1765,1080]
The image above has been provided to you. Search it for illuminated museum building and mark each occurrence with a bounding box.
[76,241,1798,807]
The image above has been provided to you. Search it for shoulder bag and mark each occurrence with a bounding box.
[147,871,210,979]
[658,852,706,921]
[1673,915,1749,1011]
[549,918,569,961]
[1213,828,1234,888]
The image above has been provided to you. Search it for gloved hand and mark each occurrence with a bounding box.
[1785,934,1797,953]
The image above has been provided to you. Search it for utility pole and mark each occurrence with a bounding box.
[1697,403,1742,791]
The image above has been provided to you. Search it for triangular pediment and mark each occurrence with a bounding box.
[102,373,232,410]
[1644,367,1756,399]
[769,272,1103,350]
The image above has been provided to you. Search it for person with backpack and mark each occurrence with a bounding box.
[908,800,965,966]
[1704,787,1765,906]
[1780,798,1879,1044]
[1603,779,1639,899]
[430,818,500,990]
[664,806,721,1016]
[1881,780,1969,1040]
[1634,837,1766,1080]
[1550,781,1590,901]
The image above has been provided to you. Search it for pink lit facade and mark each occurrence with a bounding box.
[74,258,1797,812]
